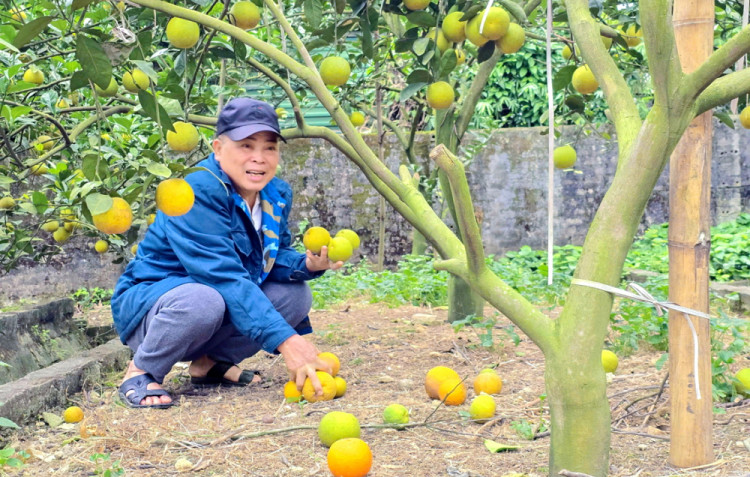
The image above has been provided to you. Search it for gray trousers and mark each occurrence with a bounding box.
[125,281,312,383]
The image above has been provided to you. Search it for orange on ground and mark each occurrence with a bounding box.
[473,370,503,395]
[327,438,372,477]
[318,351,341,376]
[425,365,460,399]
[63,406,84,423]
[438,377,466,405]
[301,371,337,402]
[334,376,347,398]
[283,381,302,402]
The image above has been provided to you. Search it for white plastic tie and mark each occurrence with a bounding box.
[571,278,712,400]
[479,0,494,37]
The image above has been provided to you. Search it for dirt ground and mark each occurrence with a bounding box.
[4,300,750,477]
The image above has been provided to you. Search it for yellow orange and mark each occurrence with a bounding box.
[301,371,337,402]
[318,351,341,376]
[284,381,302,402]
[425,365,460,399]
[473,369,503,395]
[327,438,372,477]
[156,178,195,216]
[92,197,133,234]
[438,377,466,405]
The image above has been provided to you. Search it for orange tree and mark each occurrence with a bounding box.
[3,0,750,475]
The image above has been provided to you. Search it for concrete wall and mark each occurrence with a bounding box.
[283,120,749,259]
[1,121,748,301]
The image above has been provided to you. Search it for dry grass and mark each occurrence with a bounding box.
[4,301,749,476]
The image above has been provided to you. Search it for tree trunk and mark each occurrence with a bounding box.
[435,110,486,322]
[446,275,485,322]
[545,355,610,477]
[411,228,429,255]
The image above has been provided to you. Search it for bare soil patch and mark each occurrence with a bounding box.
[4,300,749,476]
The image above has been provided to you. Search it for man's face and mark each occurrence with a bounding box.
[213,130,280,202]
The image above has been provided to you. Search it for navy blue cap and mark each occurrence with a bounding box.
[216,97,285,142]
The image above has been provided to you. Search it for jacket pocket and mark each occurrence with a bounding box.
[232,230,252,257]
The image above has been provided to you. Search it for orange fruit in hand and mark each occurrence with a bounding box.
[301,371,337,402]
[473,369,503,395]
[283,381,302,402]
[318,351,341,376]
[327,437,372,477]
[438,377,466,405]
[425,366,460,399]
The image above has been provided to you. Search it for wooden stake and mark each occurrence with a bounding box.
[669,0,715,466]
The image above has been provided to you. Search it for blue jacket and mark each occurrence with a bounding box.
[111,154,321,353]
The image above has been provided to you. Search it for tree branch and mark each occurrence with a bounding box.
[263,0,317,72]
[694,67,750,115]
[640,0,682,108]
[680,24,750,105]
[0,100,71,145]
[565,0,642,156]
[246,56,305,128]
[455,50,502,140]
[429,145,484,274]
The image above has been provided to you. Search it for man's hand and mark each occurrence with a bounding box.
[277,334,332,396]
[306,245,344,272]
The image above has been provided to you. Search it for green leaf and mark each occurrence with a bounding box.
[0,36,19,53]
[406,69,431,84]
[483,439,520,453]
[75,35,112,89]
[564,95,585,113]
[335,0,346,14]
[147,163,172,178]
[400,82,427,102]
[232,38,247,61]
[477,41,495,63]
[460,4,483,21]
[406,11,436,27]
[553,65,577,91]
[129,30,152,61]
[304,0,323,29]
[31,191,48,214]
[70,0,98,10]
[81,154,108,181]
[360,12,373,58]
[438,48,457,80]
[394,37,415,53]
[12,16,53,49]
[413,36,430,55]
[42,412,64,428]
[11,106,31,120]
[137,90,174,134]
[86,193,113,216]
[0,417,20,429]
[714,111,735,129]
[69,70,88,91]
[0,175,14,185]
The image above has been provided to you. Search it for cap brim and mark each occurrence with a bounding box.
[224,124,286,142]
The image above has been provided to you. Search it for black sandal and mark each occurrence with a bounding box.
[190,360,261,387]
[118,373,174,408]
